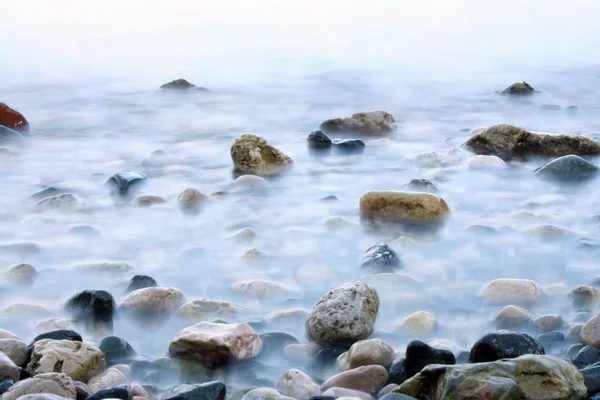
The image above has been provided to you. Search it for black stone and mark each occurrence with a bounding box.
[332,138,365,152]
[359,243,401,272]
[307,130,332,149]
[379,394,418,400]
[259,332,299,356]
[567,343,584,360]
[534,154,599,181]
[65,289,115,329]
[581,365,600,397]
[76,381,91,400]
[162,381,226,400]
[455,350,470,364]
[18,368,30,381]
[160,79,209,92]
[388,358,408,385]
[0,379,13,395]
[125,275,158,294]
[469,331,544,363]
[403,178,438,193]
[85,386,128,400]
[97,336,136,367]
[573,345,600,369]
[106,171,147,194]
[405,341,455,378]
[536,331,564,351]
[319,195,339,203]
[30,330,82,346]
[31,186,61,200]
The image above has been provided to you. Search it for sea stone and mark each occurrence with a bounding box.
[493,305,535,329]
[500,81,535,95]
[37,194,80,211]
[305,281,379,347]
[337,339,395,371]
[2,373,76,400]
[395,311,436,338]
[321,365,388,394]
[86,366,129,393]
[320,111,397,134]
[279,369,320,400]
[160,79,208,91]
[178,188,208,212]
[0,351,19,382]
[359,191,450,224]
[1,263,36,285]
[230,134,293,176]
[242,388,295,400]
[0,339,28,366]
[469,332,544,363]
[168,322,262,367]
[321,387,375,400]
[0,103,29,132]
[534,155,599,181]
[359,243,401,273]
[179,299,244,320]
[106,171,147,194]
[581,313,600,347]
[480,278,546,307]
[120,287,185,315]
[464,155,508,169]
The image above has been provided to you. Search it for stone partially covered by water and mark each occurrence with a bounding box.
[106,171,147,194]
[359,191,450,224]
[534,154,599,181]
[359,243,401,273]
[159,78,209,92]
[469,331,544,363]
[230,134,293,176]
[0,103,29,133]
[500,81,535,95]
[320,111,397,134]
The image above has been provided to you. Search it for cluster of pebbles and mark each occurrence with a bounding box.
[2,81,600,400]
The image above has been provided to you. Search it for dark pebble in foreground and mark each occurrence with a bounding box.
[534,154,599,181]
[161,381,226,400]
[0,379,13,395]
[106,171,147,194]
[405,340,455,378]
[388,358,408,385]
[125,275,158,294]
[97,336,136,367]
[31,186,61,200]
[30,329,82,346]
[18,368,29,380]
[403,178,438,193]
[307,130,332,149]
[65,289,115,328]
[469,331,544,363]
[573,345,600,369]
[332,138,365,152]
[379,394,418,400]
[581,365,600,397]
[536,331,564,351]
[85,386,128,400]
[360,243,401,272]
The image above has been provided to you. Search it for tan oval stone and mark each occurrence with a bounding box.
[87,367,128,393]
[1,263,36,285]
[179,299,244,320]
[321,365,387,394]
[336,339,395,371]
[581,313,600,347]
[321,387,374,400]
[120,287,185,314]
[178,188,208,211]
[2,372,76,400]
[571,285,599,312]
[0,329,20,340]
[135,195,167,207]
[465,155,508,169]
[493,305,534,329]
[394,311,436,337]
[480,278,546,306]
[359,191,450,224]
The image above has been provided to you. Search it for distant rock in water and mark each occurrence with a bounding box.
[333,138,365,152]
[500,81,535,95]
[534,155,599,181]
[159,79,209,91]
[0,103,29,133]
[320,111,397,134]
[360,243,402,272]
[360,191,450,224]
[230,134,293,176]
[403,179,438,193]
[106,171,147,194]
[463,124,600,159]
[307,130,332,149]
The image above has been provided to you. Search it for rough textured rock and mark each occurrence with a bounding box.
[279,369,320,400]
[305,281,379,347]
[26,339,105,381]
[493,305,535,329]
[395,311,436,338]
[96,336,136,367]
[321,365,388,394]
[168,322,262,367]
[160,79,209,91]
[0,351,19,382]
[177,188,208,212]
[125,275,158,294]
[581,313,600,347]
[394,354,586,400]
[307,130,332,149]
[463,124,600,159]
[359,191,450,224]
[1,263,36,285]
[64,290,115,330]
[120,287,185,315]
[2,372,76,400]
[160,381,226,400]
[359,243,401,273]
[469,332,544,363]
[0,103,29,132]
[404,341,455,378]
[0,339,28,366]
[336,339,395,371]
[230,134,293,176]
[402,179,438,193]
[106,171,147,194]
[242,387,295,400]
[37,194,80,211]
[480,278,546,306]
[320,111,397,134]
[86,367,129,393]
[534,155,599,181]
[500,81,535,95]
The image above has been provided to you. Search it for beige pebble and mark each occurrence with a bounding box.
[394,311,436,338]
[321,365,388,394]
[228,228,257,243]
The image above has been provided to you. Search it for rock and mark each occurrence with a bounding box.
[233,175,268,191]
[96,336,136,367]
[379,394,416,400]
[394,311,436,338]
[321,387,374,400]
[534,154,599,181]
[581,313,600,347]
[230,134,293,176]
[65,290,115,330]
[479,278,546,306]
[86,367,128,393]
[177,188,208,212]
[260,332,299,358]
[536,331,564,351]
[0,330,20,341]
[464,155,508,169]
[0,379,13,395]
[493,305,535,329]
[0,352,19,382]
[231,280,295,299]
[324,217,351,231]
[125,275,158,294]
[135,195,167,207]
[37,194,80,211]
[168,322,262,367]
[319,111,397,135]
[463,124,600,159]
[159,79,208,91]
[388,358,408,385]
[179,299,243,320]
[336,339,395,371]
[160,381,226,400]
[526,224,576,241]
[0,126,22,145]
[27,339,105,381]
[106,171,147,194]
[305,281,379,347]
[2,372,76,400]
[581,365,600,397]
[469,331,544,363]
[319,195,339,203]
[73,262,132,273]
[404,341,455,378]
[500,81,535,95]
[359,191,450,224]
[85,385,128,400]
[75,381,91,400]
[332,139,365,152]
[321,365,387,394]
[402,179,438,193]
[573,346,600,369]
[31,330,82,346]
[239,248,268,262]
[307,130,332,149]
[2,304,48,317]
[1,263,36,285]
[120,287,185,315]
[359,243,401,273]
[279,369,320,400]
[567,324,585,343]
[228,228,257,243]
[129,382,151,399]
[394,354,585,400]
[377,385,398,398]
[530,314,564,333]
[0,103,29,132]
[242,388,295,400]
[0,339,28,366]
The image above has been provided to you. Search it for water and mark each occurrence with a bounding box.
[2,0,600,389]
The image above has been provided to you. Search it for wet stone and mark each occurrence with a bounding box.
[387,358,408,385]
[30,330,83,346]
[84,385,129,400]
[573,345,600,369]
[581,365,600,397]
[160,381,226,400]
[469,331,544,363]
[359,243,401,273]
[97,336,136,367]
[125,275,158,294]
[402,179,438,193]
[106,171,147,194]
[500,81,535,95]
[65,290,115,330]
[0,378,13,395]
[536,331,565,352]
[258,332,299,358]
[332,138,365,152]
[534,154,599,181]
[379,394,417,400]
[307,130,332,149]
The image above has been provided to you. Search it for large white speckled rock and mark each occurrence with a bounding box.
[87,366,129,393]
[394,311,436,338]
[120,287,185,314]
[169,322,262,367]
[305,282,379,347]
[2,372,76,400]
[321,365,388,394]
[27,339,105,381]
[337,339,395,371]
[0,338,28,366]
[279,369,320,400]
[480,279,546,306]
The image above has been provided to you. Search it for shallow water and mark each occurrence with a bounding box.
[3,0,600,390]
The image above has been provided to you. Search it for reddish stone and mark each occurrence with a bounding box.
[0,103,29,133]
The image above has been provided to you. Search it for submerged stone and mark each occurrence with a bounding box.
[307,130,332,149]
[159,79,209,91]
[534,154,599,181]
[106,171,147,194]
[359,243,401,273]
[500,81,535,95]
[230,134,293,176]
[320,111,397,134]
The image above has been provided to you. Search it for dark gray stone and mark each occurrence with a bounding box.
[130,356,156,379]
[573,345,600,369]
[469,331,544,363]
[359,243,401,272]
[567,344,584,360]
[388,358,408,385]
[332,138,365,152]
[68,225,100,236]
[160,381,226,400]
[30,330,83,346]
[65,290,115,329]
[379,394,418,400]
[31,187,61,200]
[307,130,332,149]
[534,154,599,181]
[106,171,147,194]
[18,368,29,381]
[500,81,535,95]
[319,195,339,203]
[403,178,438,193]
[97,336,136,367]
[581,365,600,397]
[405,340,455,378]
[84,385,128,400]
[160,79,209,92]
[455,351,470,364]
[0,379,13,395]
[536,331,564,351]
[125,275,158,294]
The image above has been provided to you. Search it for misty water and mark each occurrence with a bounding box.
[3,0,600,392]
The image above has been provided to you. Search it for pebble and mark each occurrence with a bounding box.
[3,304,49,317]
[581,313,600,347]
[0,379,13,395]
[379,393,417,400]
[159,78,209,91]
[404,340,455,378]
[530,314,564,333]
[228,227,257,243]
[177,188,208,212]
[242,387,296,400]
[307,130,332,149]
[402,179,438,193]
[179,299,243,320]
[37,194,81,211]
[65,290,115,329]
[135,195,167,206]
[0,103,29,132]
[500,81,535,95]
[305,281,379,347]
[0,352,19,382]
[534,154,599,181]
[321,365,387,394]
[279,369,320,400]
[359,243,401,273]
[573,345,600,369]
[2,372,76,400]
[0,339,28,366]
[27,339,105,381]
[106,171,147,194]
[479,278,546,306]
[160,381,226,400]
[0,330,20,341]
[536,331,565,351]
[581,365,600,397]
[97,336,136,367]
[332,138,365,152]
[30,330,82,346]
[394,311,436,338]
[125,275,158,294]
[87,367,129,393]
[120,287,185,315]
[336,339,395,371]
[359,191,450,224]
[387,358,408,385]
[168,322,262,367]
[75,381,91,400]
[320,111,397,134]
[464,155,508,169]
[231,280,295,299]
[469,331,544,363]
[570,285,599,312]
[493,305,534,329]
[1,263,36,285]
[230,134,293,176]
[74,262,132,273]
[321,387,375,400]
[239,248,269,262]
[85,385,128,400]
